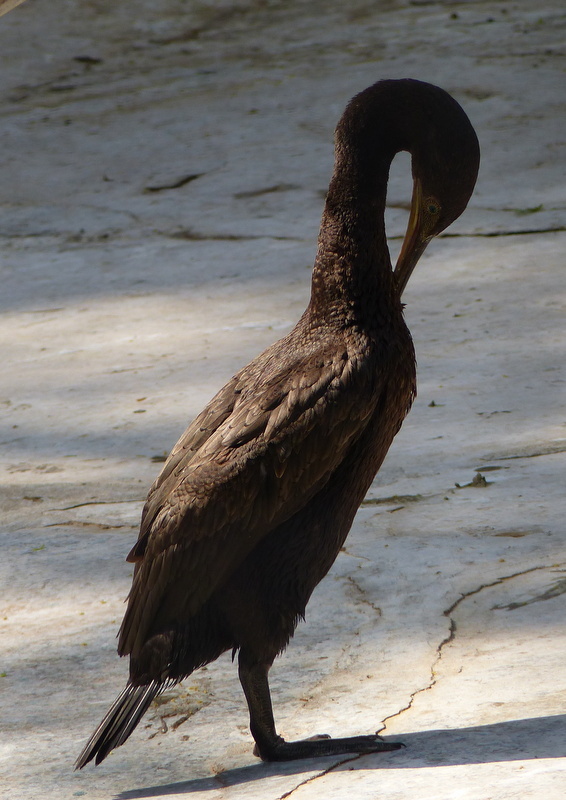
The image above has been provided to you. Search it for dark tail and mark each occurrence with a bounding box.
[75,681,163,768]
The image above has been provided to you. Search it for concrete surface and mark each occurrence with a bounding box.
[0,1,565,798]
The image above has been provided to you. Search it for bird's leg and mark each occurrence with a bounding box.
[238,649,404,761]
[238,649,284,757]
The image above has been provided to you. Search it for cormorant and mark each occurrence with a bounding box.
[76,78,479,767]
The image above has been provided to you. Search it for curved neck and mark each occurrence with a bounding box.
[308,145,398,329]
[305,78,479,332]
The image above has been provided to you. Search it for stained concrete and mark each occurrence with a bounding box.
[0,1,565,798]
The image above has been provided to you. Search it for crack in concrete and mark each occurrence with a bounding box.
[378,565,550,734]
[442,227,566,238]
[492,573,566,610]
[345,574,382,616]
[443,565,548,617]
[278,565,554,798]
[162,228,303,242]
[376,617,457,735]
[276,753,366,800]
[144,172,203,192]
[388,226,566,241]
[338,544,371,563]
[274,572,390,797]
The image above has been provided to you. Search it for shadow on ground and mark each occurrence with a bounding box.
[115,714,566,798]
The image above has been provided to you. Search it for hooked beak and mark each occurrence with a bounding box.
[394,179,431,297]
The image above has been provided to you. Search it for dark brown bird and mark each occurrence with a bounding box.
[76,78,479,768]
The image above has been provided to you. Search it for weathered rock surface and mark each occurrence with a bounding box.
[1,2,564,798]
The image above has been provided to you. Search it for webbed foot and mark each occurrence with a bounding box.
[254,733,404,761]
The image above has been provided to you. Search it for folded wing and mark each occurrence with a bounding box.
[118,337,380,659]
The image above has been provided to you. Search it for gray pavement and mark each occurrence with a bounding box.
[1,2,565,798]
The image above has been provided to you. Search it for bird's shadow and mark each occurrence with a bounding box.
[115,714,565,798]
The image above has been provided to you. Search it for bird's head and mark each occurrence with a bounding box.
[393,81,480,295]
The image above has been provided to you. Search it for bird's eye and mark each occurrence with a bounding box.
[427,201,439,215]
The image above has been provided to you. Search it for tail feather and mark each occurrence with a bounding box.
[75,682,163,768]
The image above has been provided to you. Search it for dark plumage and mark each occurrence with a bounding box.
[76,78,479,768]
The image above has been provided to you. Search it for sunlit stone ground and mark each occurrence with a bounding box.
[1,2,565,798]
